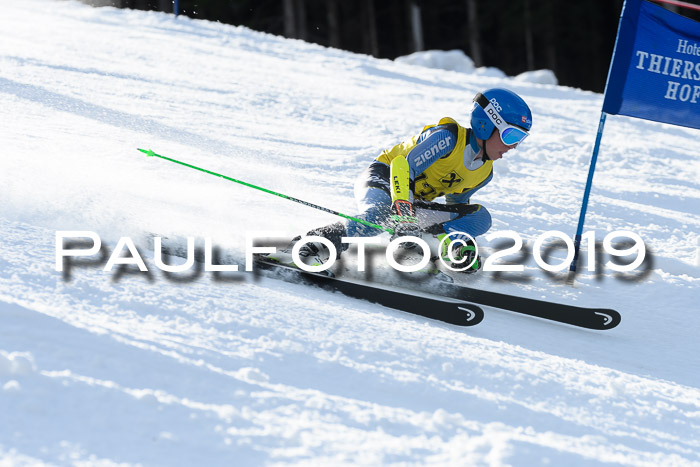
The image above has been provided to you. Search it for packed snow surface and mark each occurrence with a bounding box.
[514,69,559,86]
[395,49,479,74]
[396,49,514,79]
[1,1,699,465]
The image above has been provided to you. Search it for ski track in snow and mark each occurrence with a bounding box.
[1,1,699,465]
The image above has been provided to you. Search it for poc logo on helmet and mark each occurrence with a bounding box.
[489,98,502,112]
[486,107,503,126]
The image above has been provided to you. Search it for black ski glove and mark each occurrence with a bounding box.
[390,200,422,248]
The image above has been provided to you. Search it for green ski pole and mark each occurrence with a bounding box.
[138,148,394,234]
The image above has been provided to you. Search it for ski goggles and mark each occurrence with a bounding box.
[473,93,529,147]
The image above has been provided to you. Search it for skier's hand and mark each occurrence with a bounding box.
[390,199,416,225]
[390,200,421,249]
[392,221,421,237]
[391,222,423,250]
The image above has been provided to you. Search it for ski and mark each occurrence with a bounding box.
[253,257,484,327]
[435,282,621,330]
[154,236,617,330]
[335,246,620,330]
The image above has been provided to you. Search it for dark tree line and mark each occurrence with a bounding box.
[103,0,700,93]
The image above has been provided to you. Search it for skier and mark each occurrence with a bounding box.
[265,88,533,274]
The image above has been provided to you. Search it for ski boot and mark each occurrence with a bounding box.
[435,234,482,274]
[258,222,346,275]
[262,236,331,268]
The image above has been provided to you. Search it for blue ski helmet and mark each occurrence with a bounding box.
[470,88,532,141]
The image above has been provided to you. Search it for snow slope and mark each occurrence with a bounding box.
[1,1,699,465]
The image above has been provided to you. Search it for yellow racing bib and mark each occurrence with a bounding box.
[377,118,492,202]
